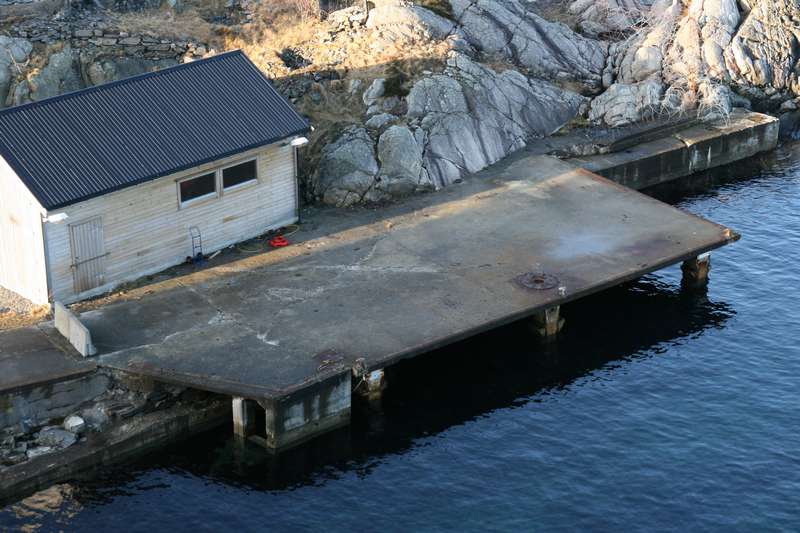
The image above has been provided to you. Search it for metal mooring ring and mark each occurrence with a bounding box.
[513,272,559,291]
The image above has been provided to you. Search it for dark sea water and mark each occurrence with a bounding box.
[2,143,800,532]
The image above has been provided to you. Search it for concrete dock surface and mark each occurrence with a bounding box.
[0,325,91,394]
[89,155,737,401]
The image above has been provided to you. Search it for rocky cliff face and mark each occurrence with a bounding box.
[313,50,586,206]
[309,0,602,206]
[587,0,800,127]
[450,0,608,92]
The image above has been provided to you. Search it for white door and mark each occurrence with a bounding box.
[69,217,107,294]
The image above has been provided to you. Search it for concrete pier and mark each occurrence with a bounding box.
[83,154,739,451]
[0,325,102,430]
[260,372,351,450]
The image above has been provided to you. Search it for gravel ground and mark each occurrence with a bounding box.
[0,286,38,314]
[0,286,50,329]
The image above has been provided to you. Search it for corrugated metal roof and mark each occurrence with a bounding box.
[0,50,310,210]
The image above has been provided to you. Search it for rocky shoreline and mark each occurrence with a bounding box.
[1,393,228,506]
[1,369,194,472]
[0,363,229,504]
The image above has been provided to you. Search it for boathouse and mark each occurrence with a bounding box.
[0,51,309,305]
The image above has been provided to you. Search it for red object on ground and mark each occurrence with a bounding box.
[269,236,290,248]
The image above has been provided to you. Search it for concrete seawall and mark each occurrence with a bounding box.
[0,400,228,505]
[0,373,109,430]
[1,324,99,431]
[572,110,779,190]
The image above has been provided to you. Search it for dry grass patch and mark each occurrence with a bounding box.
[114,8,217,42]
[0,286,50,330]
[0,0,62,27]
[225,14,321,73]
[414,0,453,20]
[0,307,50,330]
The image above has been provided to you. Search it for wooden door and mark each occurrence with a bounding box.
[69,217,107,294]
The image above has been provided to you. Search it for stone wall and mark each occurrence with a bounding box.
[6,15,211,58]
[1,13,214,107]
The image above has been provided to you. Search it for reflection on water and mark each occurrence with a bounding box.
[6,485,82,532]
[3,143,800,532]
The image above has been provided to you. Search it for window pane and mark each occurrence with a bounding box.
[180,173,216,203]
[223,160,257,189]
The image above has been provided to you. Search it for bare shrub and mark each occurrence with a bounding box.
[697,79,732,125]
[383,61,410,97]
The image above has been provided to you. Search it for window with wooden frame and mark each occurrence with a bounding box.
[178,172,217,207]
[177,158,258,208]
[222,159,258,191]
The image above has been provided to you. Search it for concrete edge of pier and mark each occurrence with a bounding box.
[570,110,778,190]
[365,221,739,376]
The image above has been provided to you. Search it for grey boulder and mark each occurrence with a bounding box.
[0,36,33,107]
[314,127,380,207]
[10,46,82,106]
[375,125,431,197]
[366,2,457,40]
[37,427,77,449]
[589,79,664,127]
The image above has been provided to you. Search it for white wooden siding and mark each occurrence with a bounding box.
[0,157,49,304]
[45,141,298,303]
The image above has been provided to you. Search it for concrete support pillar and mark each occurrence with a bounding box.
[232,397,257,438]
[260,372,351,452]
[532,305,564,339]
[681,253,711,289]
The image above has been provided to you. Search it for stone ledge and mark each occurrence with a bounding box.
[0,400,228,505]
